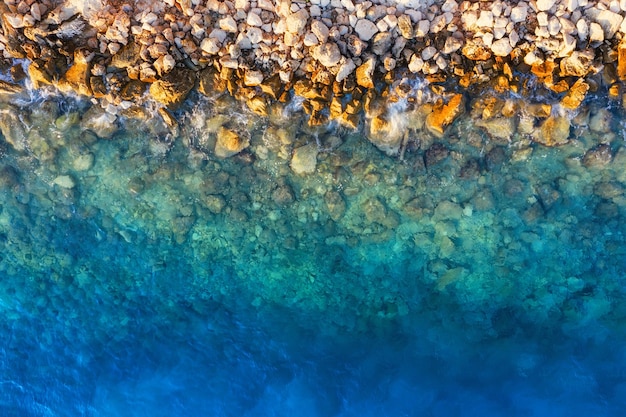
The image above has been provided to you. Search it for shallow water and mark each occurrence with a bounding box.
[1,83,626,416]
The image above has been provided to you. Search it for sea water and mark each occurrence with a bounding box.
[1,82,626,416]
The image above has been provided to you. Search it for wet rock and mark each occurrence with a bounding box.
[536,183,560,211]
[0,80,24,95]
[561,79,589,110]
[0,165,19,189]
[459,159,481,179]
[535,116,570,147]
[582,144,613,168]
[0,108,27,151]
[424,143,450,168]
[149,67,196,108]
[205,194,226,214]
[53,175,75,189]
[80,106,118,139]
[476,117,515,142]
[425,94,465,137]
[325,190,346,221]
[72,153,95,171]
[594,181,624,199]
[290,143,318,175]
[367,114,404,156]
[560,50,594,77]
[356,56,376,89]
[272,183,295,205]
[589,108,612,133]
[215,127,249,158]
[485,146,506,171]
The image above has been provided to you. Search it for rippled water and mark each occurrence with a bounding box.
[1,84,626,416]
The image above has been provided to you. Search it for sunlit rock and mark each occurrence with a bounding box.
[215,127,249,158]
[290,143,318,175]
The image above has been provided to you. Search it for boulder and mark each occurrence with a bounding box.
[149,67,196,108]
[312,42,341,67]
[58,49,93,97]
[355,56,376,88]
[535,116,570,146]
[215,127,249,158]
[559,50,594,77]
[81,106,119,139]
[367,114,404,155]
[355,19,378,41]
[286,9,309,34]
[425,94,465,136]
[561,79,589,110]
[582,144,613,168]
[290,143,318,174]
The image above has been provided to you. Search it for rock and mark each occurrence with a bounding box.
[367,114,404,155]
[336,58,356,82]
[0,80,24,96]
[443,36,463,54]
[149,68,195,108]
[537,0,556,11]
[355,56,376,88]
[476,117,516,141]
[425,94,465,136]
[53,175,75,189]
[81,106,118,139]
[462,39,491,61]
[219,16,238,32]
[589,22,604,42]
[325,190,346,221]
[72,153,94,171]
[589,108,612,133]
[215,127,249,158]
[110,42,141,70]
[535,116,570,146]
[372,32,392,56]
[491,38,512,57]
[510,4,528,22]
[286,9,309,34]
[312,42,341,67]
[582,143,613,167]
[271,183,295,205]
[397,14,413,39]
[594,10,623,38]
[290,143,318,174]
[311,20,329,43]
[355,19,378,41]
[618,39,626,80]
[424,143,450,168]
[408,54,424,73]
[559,50,594,76]
[0,108,27,151]
[561,79,589,109]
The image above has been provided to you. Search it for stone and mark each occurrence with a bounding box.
[425,94,465,136]
[619,39,626,80]
[371,32,392,56]
[462,39,491,60]
[272,184,295,205]
[594,10,623,38]
[397,14,413,39]
[290,143,318,174]
[408,54,424,73]
[443,36,463,54]
[72,153,94,171]
[561,79,589,109]
[336,58,356,82]
[215,127,249,158]
[311,20,330,43]
[53,175,75,189]
[491,38,512,57]
[535,116,570,146]
[325,190,346,221]
[312,42,341,67]
[149,68,195,108]
[355,19,378,41]
[476,10,494,28]
[287,9,309,34]
[559,50,594,77]
[355,56,376,88]
[589,22,604,42]
[80,106,118,139]
[589,108,612,133]
[582,143,613,167]
[476,117,516,141]
[537,0,556,11]
[424,143,450,167]
[415,20,430,37]
[367,114,404,155]
[219,16,238,32]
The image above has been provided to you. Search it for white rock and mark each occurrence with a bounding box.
[509,29,520,46]
[536,0,556,12]
[408,54,424,73]
[287,9,309,33]
[524,50,543,65]
[219,16,238,32]
[201,37,220,54]
[566,0,579,11]
[577,18,589,41]
[548,16,562,35]
[491,38,513,56]
[442,0,458,13]
[510,4,528,23]
[421,46,437,60]
[312,42,341,67]
[595,10,623,38]
[311,20,329,43]
[341,0,355,11]
[415,19,430,37]
[53,175,75,189]
[430,14,447,33]
[291,143,318,175]
[589,21,604,41]
[335,58,356,82]
[443,36,463,54]
[244,70,264,86]
[247,12,263,27]
[303,32,319,46]
[247,27,263,44]
[355,19,378,41]
[476,10,493,28]
[537,12,549,27]
[461,11,478,30]
[31,3,41,21]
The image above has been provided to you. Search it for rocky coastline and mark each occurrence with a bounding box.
[1,0,626,157]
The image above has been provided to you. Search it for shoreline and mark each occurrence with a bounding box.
[1,0,626,157]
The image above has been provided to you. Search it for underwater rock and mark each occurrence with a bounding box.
[53,175,75,189]
[424,143,450,168]
[475,116,516,142]
[80,106,118,139]
[271,183,295,205]
[324,190,346,221]
[215,127,249,158]
[367,114,405,156]
[535,116,570,147]
[205,194,226,214]
[589,108,612,133]
[0,108,27,151]
[149,67,196,108]
[582,143,613,168]
[290,143,318,175]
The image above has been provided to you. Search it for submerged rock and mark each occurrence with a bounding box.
[80,106,118,139]
[582,144,613,168]
[535,116,570,147]
[290,143,318,175]
[215,127,249,158]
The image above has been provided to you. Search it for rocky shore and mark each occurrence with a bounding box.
[2,0,626,157]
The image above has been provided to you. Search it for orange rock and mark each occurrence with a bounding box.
[618,38,626,81]
[535,116,570,147]
[425,94,465,137]
[561,79,589,110]
[531,60,556,78]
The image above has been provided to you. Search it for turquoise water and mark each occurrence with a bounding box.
[2,84,626,416]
